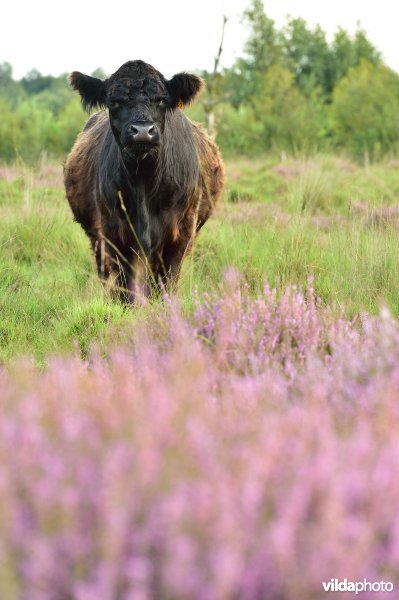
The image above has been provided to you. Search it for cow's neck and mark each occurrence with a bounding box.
[122,154,158,195]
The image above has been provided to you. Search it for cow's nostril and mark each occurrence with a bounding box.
[148,125,155,136]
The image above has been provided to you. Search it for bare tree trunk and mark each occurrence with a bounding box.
[364,150,370,170]
[206,112,216,139]
[203,16,228,139]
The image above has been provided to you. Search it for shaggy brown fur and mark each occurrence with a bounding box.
[64,60,224,302]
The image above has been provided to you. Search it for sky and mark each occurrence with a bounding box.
[1,0,398,80]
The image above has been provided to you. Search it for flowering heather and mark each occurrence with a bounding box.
[1,280,399,599]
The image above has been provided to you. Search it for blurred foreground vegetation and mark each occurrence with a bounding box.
[1,0,399,163]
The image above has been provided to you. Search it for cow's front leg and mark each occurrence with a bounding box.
[153,236,194,294]
[90,236,133,303]
[124,252,157,303]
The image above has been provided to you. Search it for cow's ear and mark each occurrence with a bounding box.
[167,73,204,108]
[69,72,107,112]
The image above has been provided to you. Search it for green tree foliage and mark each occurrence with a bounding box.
[242,0,280,74]
[0,63,86,162]
[330,27,381,92]
[13,100,55,160]
[225,0,281,107]
[258,64,323,154]
[330,60,399,159]
[0,99,18,161]
[223,0,382,105]
[21,69,54,95]
[211,0,389,158]
[57,99,88,154]
[214,103,263,155]
[280,18,332,97]
[0,62,24,107]
[10,96,86,161]
[353,28,381,65]
[0,61,13,86]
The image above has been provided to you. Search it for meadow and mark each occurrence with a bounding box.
[1,155,399,362]
[1,155,399,598]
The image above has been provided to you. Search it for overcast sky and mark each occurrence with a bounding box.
[1,0,398,80]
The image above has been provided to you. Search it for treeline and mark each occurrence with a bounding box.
[194,0,399,159]
[0,65,108,162]
[1,0,399,162]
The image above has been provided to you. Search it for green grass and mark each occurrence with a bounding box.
[1,155,399,361]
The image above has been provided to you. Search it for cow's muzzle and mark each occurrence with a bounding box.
[128,121,159,144]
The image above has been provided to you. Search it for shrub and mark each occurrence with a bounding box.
[215,103,264,156]
[330,60,399,159]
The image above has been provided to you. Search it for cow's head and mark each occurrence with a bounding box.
[70,60,204,161]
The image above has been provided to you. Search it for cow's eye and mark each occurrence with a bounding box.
[108,101,120,110]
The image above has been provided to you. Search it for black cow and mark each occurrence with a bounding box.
[64,60,224,302]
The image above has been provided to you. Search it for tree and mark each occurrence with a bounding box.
[280,18,332,97]
[21,69,53,95]
[200,16,229,138]
[330,26,380,93]
[32,76,71,115]
[253,63,324,154]
[330,29,356,87]
[0,99,17,161]
[353,26,381,65]
[214,103,263,156]
[330,60,399,160]
[225,0,281,107]
[0,62,24,107]
[0,62,13,88]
